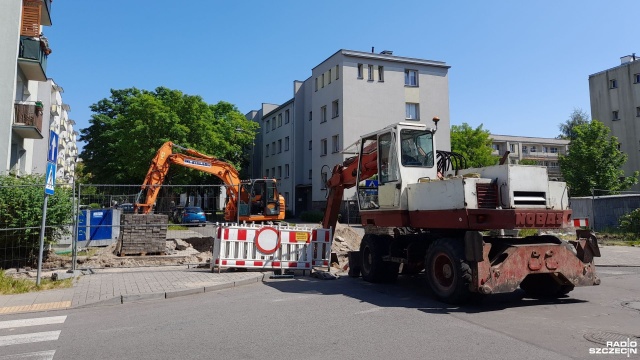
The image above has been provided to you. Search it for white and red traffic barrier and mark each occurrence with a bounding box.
[212,223,331,273]
[573,218,589,228]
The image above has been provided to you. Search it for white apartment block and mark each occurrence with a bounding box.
[490,134,569,179]
[0,0,77,183]
[247,49,451,215]
[589,54,640,191]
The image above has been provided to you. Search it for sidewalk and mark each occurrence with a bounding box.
[0,245,637,316]
[0,266,267,315]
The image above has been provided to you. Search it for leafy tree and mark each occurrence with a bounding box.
[79,87,258,184]
[0,174,73,267]
[450,123,498,168]
[558,108,590,140]
[559,120,638,196]
[518,159,538,165]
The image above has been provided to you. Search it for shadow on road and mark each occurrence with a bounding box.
[262,272,587,313]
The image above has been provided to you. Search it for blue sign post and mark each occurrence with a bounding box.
[38,130,60,285]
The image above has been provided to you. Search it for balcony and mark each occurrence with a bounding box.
[13,102,44,139]
[41,0,52,26]
[17,36,49,81]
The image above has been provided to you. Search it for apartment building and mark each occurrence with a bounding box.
[0,0,76,182]
[589,54,640,191]
[247,49,451,215]
[490,134,569,179]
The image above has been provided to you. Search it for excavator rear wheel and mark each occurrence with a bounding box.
[425,239,472,304]
[360,234,399,283]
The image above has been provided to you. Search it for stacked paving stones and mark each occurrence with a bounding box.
[117,214,168,256]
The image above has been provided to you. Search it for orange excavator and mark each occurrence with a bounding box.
[134,141,286,222]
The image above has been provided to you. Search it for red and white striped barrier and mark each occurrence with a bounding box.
[212,223,332,273]
[573,218,589,228]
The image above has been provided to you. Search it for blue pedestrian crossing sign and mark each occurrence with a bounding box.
[45,162,57,195]
[47,130,59,163]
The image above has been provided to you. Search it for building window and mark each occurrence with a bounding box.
[309,111,312,121]
[272,118,276,130]
[336,65,339,80]
[285,109,289,124]
[610,79,618,89]
[320,138,327,156]
[285,136,289,151]
[378,66,384,81]
[309,169,312,179]
[613,110,620,120]
[634,73,640,84]
[265,144,269,156]
[277,114,282,127]
[321,171,328,189]
[405,69,418,86]
[277,166,282,179]
[315,78,318,91]
[321,73,325,88]
[285,164,289,178]
[549,162,559,168]
[332,100,339,118]
[550,147,558,153]
[278,139,282,153]
[266,169,269,178]
[332,134,340,153]
[522,145,528,153]
[530,146,537,153]
[405,103,419,120]
[328,69,332,84]
[284,192,289,208]
[271,142,275,155]
[492,144,500,151]
[321,106,327,123]
[368,65,374,81]
[357,64,363,79]
[309,140,312,150]
[266,119,270,132]
[509,144,515,152]
[272,167,275,177]
[542,146,548,153]
[617,143,622,151]
[636,107,640,117]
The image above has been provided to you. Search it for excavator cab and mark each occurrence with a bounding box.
[240,179,281,218]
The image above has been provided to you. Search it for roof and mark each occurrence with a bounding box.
[490,134,570,145]
[313,49,449,71]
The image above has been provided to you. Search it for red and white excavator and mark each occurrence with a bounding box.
[321,118,600,303]
[134,141,285,223]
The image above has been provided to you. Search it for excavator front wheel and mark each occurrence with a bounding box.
[360,234,399,283]
[425,239,472,304]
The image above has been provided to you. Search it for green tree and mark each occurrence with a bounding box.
[559,120,638,196]
[558,108,590,140]
[79,87,258,184]
[0,174,73,267]
[518,159,539,166]
[450,123,498,168]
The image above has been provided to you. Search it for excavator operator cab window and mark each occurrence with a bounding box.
[400,129,434,167]
[378,132,399,184]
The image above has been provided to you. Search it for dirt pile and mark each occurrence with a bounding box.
[70,237,213,269]
[330,222,363,270]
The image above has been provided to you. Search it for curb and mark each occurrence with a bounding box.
[72,272,269,309]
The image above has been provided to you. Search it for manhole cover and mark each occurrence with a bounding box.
[584,331,640,345]
[622,301,640,312]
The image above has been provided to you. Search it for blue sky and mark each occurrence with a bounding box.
[46,0,639,148]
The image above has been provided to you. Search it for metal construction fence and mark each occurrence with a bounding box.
[0,183,230,271]
[0,181,75,269]
[570,190,640,232]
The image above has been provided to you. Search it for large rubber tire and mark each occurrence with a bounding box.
[520,274,573,298]
[360,234,399,283]
[425,239,472,304]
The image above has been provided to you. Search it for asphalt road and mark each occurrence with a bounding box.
[1,266,638,360]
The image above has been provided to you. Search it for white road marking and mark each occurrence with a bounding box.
[0,331,61,347]
[0,350,56,360]
[0,316,66,330]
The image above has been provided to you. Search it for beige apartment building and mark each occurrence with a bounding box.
[489,134,569,179]
[247,49,451,215]
[589,54,640,191]
[0,0,77,182]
